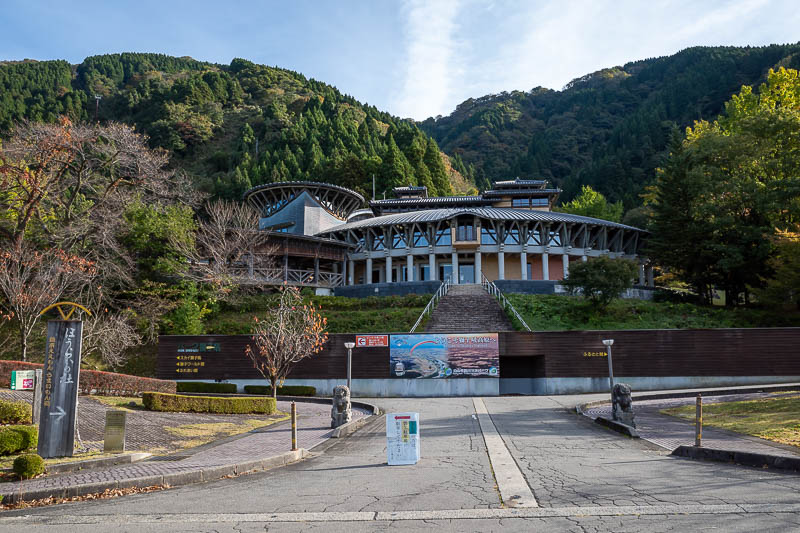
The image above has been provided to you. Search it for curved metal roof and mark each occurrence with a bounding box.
[243,181,365,221]
[317,207,644,235]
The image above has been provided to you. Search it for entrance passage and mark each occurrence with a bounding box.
[459,263,475,284]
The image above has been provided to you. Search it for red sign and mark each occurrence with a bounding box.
[356,335,389,347]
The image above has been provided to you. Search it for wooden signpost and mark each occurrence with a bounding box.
[37,302,90,459]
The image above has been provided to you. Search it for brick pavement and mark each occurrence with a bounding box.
[1,399,368,502]
[1,390,291,454]
[584,392,800,458]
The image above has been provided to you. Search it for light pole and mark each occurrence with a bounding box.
[344,341,355,392]
[602,339,615,397]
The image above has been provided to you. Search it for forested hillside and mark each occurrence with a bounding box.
[420,44,800,208]
[0,53,461,201]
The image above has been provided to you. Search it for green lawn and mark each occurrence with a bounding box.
[661,393,800,449]
[205,293,431,334]
[505,294,799,331]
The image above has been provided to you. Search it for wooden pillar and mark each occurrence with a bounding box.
[520,251,527,280]
[406,254,414,282]
[366,256,373,284]
[542,252,549,281]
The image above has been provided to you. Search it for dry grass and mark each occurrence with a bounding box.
[164,416,289,449]
[662,393,800,448]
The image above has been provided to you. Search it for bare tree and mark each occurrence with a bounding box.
[0,245,97,361]
[78,287,142,369]
[245,286,328,399]
[170,200,277,298]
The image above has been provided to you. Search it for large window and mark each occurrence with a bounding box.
[456,222,475,241]
[531,198,548,207]
[481,227,497,245]
[413,230,429,247]
[527,230,541,245]
[435,227,451,245]
[503,228,520,245]
[392,231,407,249]
[420,264,430,281]
[548,230,562,246]
[512,198,529,207]
[372,234,385,251]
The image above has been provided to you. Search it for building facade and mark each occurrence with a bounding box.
[243,179,652,291]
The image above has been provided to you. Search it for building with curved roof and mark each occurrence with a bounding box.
[242,179,653,292]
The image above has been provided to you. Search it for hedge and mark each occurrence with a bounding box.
[142,392,277,414]
[176,382,238,394]
[244,385,317,397]
[0,425,38,455]
[13,453,45,479]
[0,360,176,396]
[0,399,32,424]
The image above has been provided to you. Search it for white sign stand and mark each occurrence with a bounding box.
[386,412,420,465]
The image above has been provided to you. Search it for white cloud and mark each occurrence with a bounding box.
[392,0,462,119]
[397,0,800,120]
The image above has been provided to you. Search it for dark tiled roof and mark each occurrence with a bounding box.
[317,207,644,235]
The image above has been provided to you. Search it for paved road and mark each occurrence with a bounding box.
[2,395,800,532]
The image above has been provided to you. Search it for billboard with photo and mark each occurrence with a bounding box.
[389,334,499,379]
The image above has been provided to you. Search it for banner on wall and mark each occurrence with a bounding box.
[389,333,499,379]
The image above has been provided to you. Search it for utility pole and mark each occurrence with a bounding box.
[94,95,102,122]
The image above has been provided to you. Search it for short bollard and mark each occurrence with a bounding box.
[695,394,703,447]
[291,401,298,451]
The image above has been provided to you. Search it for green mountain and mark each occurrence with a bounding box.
[419,43,800,208]
[0,53,461,201]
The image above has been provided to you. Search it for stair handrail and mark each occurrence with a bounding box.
[410,275,452,332]
[480,272,532,332]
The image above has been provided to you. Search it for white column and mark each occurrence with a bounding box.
[562,254,569,279]
[475,250,482,281]
[542,252,549,280]
[386,255,393,283]
[429,251,437,281]
[348,260,354,285]
[520,251,527,280]
[365,257,373,284]
[498,250,505,280]
[646,265,654,287]
[638,262,645,286]
[451,251,459,284]
[406,254,414,282]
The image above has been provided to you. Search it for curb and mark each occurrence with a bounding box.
[671,445,800,472]
[1,449,309,504]
[594,416,639,438]
[45,453,152,475]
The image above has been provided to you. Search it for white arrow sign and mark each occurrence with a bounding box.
[49,405,66,421]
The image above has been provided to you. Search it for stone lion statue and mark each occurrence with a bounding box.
[612,383,636,428]
[331,385,352,429]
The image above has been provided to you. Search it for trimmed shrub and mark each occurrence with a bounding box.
[13,453,45,479]
[176,382,237,394]
[0,425,38,455]
[142,392,276,414]
[0,399,32,424]
[0,360,176,396]
[244,385,317,397]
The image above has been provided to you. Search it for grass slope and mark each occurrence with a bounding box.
[506,294,800,331]
[205,293,431,335]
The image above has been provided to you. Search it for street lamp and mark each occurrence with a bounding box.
[602,339,615,399]
[344,341,355,392]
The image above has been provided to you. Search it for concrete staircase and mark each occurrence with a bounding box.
[424,284,514,333]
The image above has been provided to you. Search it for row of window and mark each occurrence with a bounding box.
[366,226,563,249]
[512,198,549,207]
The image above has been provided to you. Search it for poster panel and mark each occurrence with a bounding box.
[389,333,499,378]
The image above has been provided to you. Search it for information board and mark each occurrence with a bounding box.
[386,412,420,465]
[389,334,500,379]
[38,320,83,458]
[10,370,35,390]
[356,335,389,347]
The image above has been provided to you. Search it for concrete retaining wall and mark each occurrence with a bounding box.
[181,378,500,397]
[522,375,800,395]
[334,281,441,298]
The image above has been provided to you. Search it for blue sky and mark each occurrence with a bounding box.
[3,1,799,120]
